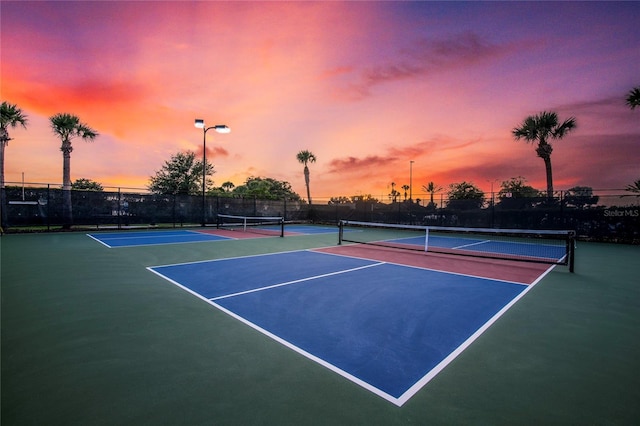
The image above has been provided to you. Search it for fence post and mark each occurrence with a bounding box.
[490,191,495,228]
[560,190,564,225]
[117,188,122,230]
[283,198,287,222]
[171,194,176,227]
[47,184,51,231]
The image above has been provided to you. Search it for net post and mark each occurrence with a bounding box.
[424,227,429,252]
[338,220,344,245]
[568,231,576,273]
[279,217,284,237]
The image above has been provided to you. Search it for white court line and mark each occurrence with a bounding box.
[209,299,402,405]
[88,230,231,248]
[148,249,556,406]
[314,248,530,286]
[148,246,349,269]
[92,230,206,241]
[210,262,386,301]
[452,239,492,249]
[86,233,113,248]
[395,262,558,406]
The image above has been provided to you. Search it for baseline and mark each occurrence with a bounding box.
[88,230,232,248]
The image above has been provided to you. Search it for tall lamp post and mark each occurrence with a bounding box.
[409,160,414,202]
[194,119,230,226]
[409,160,414,224]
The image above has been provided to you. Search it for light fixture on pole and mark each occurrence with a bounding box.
[194,119,230,226]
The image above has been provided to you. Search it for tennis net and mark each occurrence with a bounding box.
[217,214,284,237]
[338,220,576,272]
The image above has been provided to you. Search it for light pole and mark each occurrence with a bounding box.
[409,160,414,224]
[409,160,414,202]
[486,178,499,228]
[194,119,230,226]
[486,179,499,206]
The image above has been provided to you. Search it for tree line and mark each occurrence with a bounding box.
[329,177,603,210]
[146,150,308,201]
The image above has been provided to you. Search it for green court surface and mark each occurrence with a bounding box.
[1,230,639,425]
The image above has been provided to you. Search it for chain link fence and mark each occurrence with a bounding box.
[1,184,638,243]
[0,184,307,230]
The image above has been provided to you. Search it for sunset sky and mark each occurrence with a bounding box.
[2,1,639,201]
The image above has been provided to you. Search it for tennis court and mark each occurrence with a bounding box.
[2,225,639,425]
[149,249,547,406]
[88,222,339,248]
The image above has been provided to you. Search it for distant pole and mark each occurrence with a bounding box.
[409,161,414,202]
[409,160,414,224]
[486,179,499,228]
[486,179,499,206]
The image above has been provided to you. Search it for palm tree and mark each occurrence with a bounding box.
[622,179,640,197]
[296,150,316,204]
[512,111,576,200]
[50,113,98,228]
[421,181,442,207]
[389,182,400,203]
[221,181,235,192]
[1,102,29,230]
[626,86,640,110]
[401,184,410,201]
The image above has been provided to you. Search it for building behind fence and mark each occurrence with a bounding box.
[1,183,638,243]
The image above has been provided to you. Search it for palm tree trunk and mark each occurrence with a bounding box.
[543,156,554,200]
[536,142,554,201]
[0,139,6,230]
[0,138,5,189]
[304,166,312,204]
[62,148,73,229]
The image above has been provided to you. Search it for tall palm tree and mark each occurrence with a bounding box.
[626,86,640,110]
[296,150,316,204]
[50,113,98,228]
[389,182,400,203]
[401,184,410,201]
[421,181,442,207]
[1,102,29,230]
[512,111,576,200]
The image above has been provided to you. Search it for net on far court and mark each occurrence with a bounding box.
[217,214,285,237]
[338,220,576,272]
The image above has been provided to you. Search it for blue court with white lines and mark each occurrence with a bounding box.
[148,249,545,406]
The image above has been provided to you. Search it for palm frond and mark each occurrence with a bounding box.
[626,87,640,110]
[1,101,29,130]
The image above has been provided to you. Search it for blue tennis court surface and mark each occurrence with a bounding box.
[149,250,539,406]
[88,230,232,248]
[88,225,339,248]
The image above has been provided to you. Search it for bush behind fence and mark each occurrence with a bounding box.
[1,185,638,243]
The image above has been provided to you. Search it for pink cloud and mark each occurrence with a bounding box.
[329,32,528,100]
[328,156,396,174]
